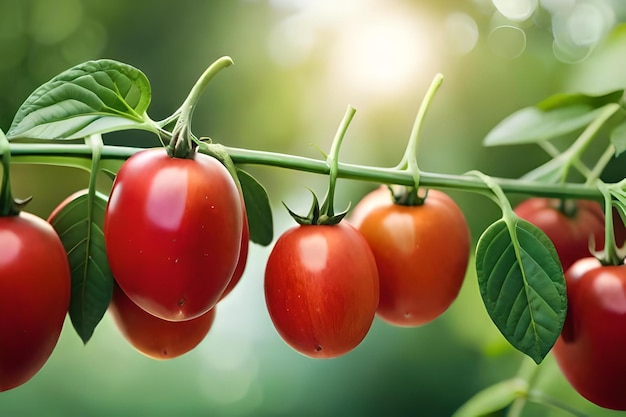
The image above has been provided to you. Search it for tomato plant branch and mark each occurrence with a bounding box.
[7,142,606,201]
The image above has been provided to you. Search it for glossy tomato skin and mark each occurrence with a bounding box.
[264,223,379,358]
[109,284,216,360]
[351,189,470,326]
[553,258,626,410]
[514,198,604,271]
[104,149,243,321]
[0,212,70,392]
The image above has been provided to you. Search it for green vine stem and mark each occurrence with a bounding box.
[7,141,606,201]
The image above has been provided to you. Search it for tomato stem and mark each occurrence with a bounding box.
[319,105,356,222]
[0,130,25,216]
[397,73,443,186]
[595,182,623,265]
[166,57,234,159]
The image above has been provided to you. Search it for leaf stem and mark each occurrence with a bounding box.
[560,103,620,183]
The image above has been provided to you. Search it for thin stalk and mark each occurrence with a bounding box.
[167,56,234,158]
[586,144,616,186]
[321,105,356,218]
[396,73,444,192]
[7,142,605,201]
[558,103,620,183]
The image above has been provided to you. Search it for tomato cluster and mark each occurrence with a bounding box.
[264,185,471,357]
[101,148,247,358]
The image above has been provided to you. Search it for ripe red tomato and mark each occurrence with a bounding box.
[0,212,70,392]
[351,188,470,326]
[264,222,379,358]
[552,257,626,410]
[514,198,604,270]
[109,283,216,360]
[104,148,243,321]
[218,201,249,301]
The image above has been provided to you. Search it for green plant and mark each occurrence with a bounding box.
[4,55,626,415]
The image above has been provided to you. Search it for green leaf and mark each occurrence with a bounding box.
[536,89,623,111]
[484,105,605,146]
[48,189,114,344]
[484,90,623,146]
[8,59,155,140]
[475,218,566,364]
[611,120,626,157]
[237,168,273,246]
[452,379,527,417]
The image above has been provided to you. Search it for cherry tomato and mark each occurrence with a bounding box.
[109,283,216,360]
[552,257,626,410]
[0,212,70,391]
[351,188,470,326]
[218,199,249,301]
[514,198,604,270]
[265,222,379,358]
[104,148,243,321]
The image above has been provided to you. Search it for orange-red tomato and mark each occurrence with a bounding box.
[265,223,379,358]
[352,188,470,326]
[109,284,216,360]
[0,212,70,391]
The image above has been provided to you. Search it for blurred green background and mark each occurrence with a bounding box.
[2,0,626,416]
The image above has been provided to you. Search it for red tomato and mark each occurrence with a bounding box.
[0,212,70,391]
[109,284,216,360]
[104,148,243,321]
[553,257,626,410]
[352,188,470,326]
[264,223,379,358]
[514,198,604,270]
[218,200,249,301]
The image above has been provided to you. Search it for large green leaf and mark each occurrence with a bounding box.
[452,379,527,417]
[237,168,273,246]
[484,90,623,146]
[7,59,155,140]
[475,218,566,364]
[48,189,114,344]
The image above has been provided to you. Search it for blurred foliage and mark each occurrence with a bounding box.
[3,0,626,416]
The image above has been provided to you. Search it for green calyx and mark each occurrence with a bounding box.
[284,189,349,226]
[391,185,428,206]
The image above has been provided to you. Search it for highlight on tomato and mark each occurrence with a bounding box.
[350,186,470,327]
[0,212,71,392]
[514,198,605,271]
[109,283,216,360]
[264,221,379,359]
[552,257,626,411]
[104,148,243,322]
